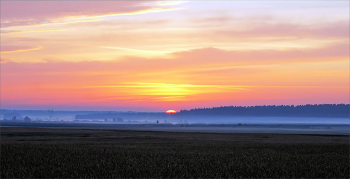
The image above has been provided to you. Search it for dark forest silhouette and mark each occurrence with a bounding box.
[75,104,349,119]
[178,104,349,118]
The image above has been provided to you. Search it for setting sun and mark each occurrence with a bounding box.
[166,109,176,113]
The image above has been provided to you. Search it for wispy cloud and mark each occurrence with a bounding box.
[1,46,42,54]
[85,7,182,18]
[1,1,182,28]
[1,29,68,34]
[2,19,100,28]
[100,46,170,54]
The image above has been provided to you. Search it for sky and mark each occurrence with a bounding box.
[1,1,349,112]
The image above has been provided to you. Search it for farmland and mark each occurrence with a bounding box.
[1,127,349,178]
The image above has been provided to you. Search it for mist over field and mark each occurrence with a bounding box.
[2,104,349,135]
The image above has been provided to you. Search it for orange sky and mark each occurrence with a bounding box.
[1,1,349,111]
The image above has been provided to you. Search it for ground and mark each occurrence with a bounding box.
[1,127,349,178]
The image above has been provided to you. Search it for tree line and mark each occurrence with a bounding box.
[178,104,349,118]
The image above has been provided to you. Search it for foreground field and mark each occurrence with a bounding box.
[1,127,349,178]
[2,121,349,135]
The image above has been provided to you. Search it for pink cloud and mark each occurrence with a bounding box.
[0,45,42,53]
[1,43,348,87]
[1,43,347,77]
[170,43,349,66]
[0,1,155,27]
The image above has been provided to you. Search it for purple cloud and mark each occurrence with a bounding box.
[1,1,154,27]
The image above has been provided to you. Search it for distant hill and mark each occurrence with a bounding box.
[178,104,350,118]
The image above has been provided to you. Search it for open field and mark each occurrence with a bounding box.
[1,127,349,178]
[1,121,349,135]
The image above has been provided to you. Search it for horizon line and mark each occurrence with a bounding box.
[1,103,349,113]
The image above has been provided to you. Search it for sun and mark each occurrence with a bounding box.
[166,109,176,113]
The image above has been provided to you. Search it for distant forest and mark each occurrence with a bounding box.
[75,104,350,120]
[178,104,350,118]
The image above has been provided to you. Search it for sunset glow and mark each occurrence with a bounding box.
[166,110,177,114]
[1,1,349,111]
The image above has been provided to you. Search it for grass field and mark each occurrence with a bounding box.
[1,127,349,178]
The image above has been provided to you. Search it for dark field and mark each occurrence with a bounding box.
[1,127,349,178]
